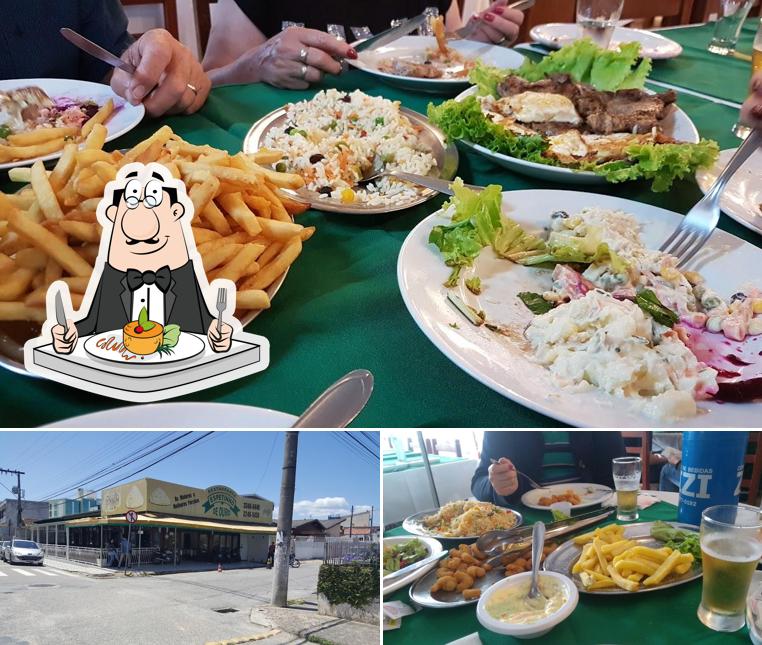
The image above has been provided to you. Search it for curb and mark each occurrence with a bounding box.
[204,628,281,645]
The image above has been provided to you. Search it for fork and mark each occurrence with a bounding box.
[660,128,762,266]
[454,0,536,40]
[214,287,227,338]
[490,459,548,490]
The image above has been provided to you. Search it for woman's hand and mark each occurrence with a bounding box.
[250,27,357,89]
[464,0,525,46]
[488,457,519,496]
[740,72,762,128]
[111,29,210,117]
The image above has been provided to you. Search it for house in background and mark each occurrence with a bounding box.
[49,489,100,518]
[0,498,49,540]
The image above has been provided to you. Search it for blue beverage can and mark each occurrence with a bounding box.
[677,431,748,526]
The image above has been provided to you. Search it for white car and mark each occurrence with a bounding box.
[7,539,44,566]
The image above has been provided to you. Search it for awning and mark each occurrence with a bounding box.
[64,513,276,534]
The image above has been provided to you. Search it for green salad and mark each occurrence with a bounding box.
[383,539,428,576]
[651,521,702,562]
[427,40,719,192]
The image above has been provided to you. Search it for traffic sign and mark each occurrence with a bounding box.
[125,510,138,524]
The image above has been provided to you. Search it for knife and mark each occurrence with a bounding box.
[355,14,428,52]
[54,290,67,328]
[60,27,136,75]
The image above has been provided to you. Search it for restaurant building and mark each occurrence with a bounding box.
[24,478,276,567]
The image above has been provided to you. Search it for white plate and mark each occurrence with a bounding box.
[0,78,144,170]
[83,330,206,364]
[397,189,762,427]
[520,483,613,511]
[45,402,296,428]
[696,147,762,237]
[530,23,683,60]
[349,36,525,93]
[383,536,444,596]
[451,85,699,185]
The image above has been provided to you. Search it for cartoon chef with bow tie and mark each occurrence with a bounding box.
[51,162,232,354]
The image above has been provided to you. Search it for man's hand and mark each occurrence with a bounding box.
[207,319,233,353]
[464,0,524,46]
[248,27,356,90]
[111,29,211,118]
[488,457,519,497]
[51,319,78,354]
[740,72,762,128]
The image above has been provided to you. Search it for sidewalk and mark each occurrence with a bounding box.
[250,596,379,645]
[44,556,270,577]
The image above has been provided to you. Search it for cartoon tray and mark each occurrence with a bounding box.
[29,333,265,402]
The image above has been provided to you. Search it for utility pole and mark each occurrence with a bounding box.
[370,505,374,541]
[271,432,299,607]
[349,505,354,538]
[0,468,25,539]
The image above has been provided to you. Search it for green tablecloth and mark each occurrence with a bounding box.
[384,502,749,644]
[650,20,760,105]
[2,24,761,427]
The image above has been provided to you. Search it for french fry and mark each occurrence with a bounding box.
[80,98,114,138]
[0,268,36,301]
[0,253,14,274]
[8,126,77,146]
[49,143,78,191]
[4,191,36,209]
[214,243,265,283]
[8,167,37,183]
[607,565,640,592]
[216,193,261,236]
[255,217,303,242]
[5,202,92,276]
[74,168,106,198]
[201,200,233,236]
[59,221,100,243]
[0,302,47,322]
[250,148,285,165]
[121,125,173,165]
[189,175,220,218]
[643,550,682,587]
[0,138,65,162]
[254,241,282,268]
[201,244,242,272]
[240,236,301,290]
[15,248,48,270]
[134,138,166,165]
[197,231,252,255]
[300,226,316,242]
[76,149,113,167]
[178,162,263,190]
[85,123,107,150]
[31,160,64,221]
[192,227,222,245]
[236,289,271,309]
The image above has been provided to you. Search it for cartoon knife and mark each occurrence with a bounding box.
[55,290,67,327]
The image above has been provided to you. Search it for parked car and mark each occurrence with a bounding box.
[7,539,44,566]
[0,541,9,561]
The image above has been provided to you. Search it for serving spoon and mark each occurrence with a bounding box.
[357,155,484,195]
[527,521,549,609]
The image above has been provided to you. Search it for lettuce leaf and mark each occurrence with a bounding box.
[588,139,720,192]
[427,96,552,166]
[469,61,506,97]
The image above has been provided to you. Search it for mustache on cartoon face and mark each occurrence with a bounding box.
[125,237,161,245]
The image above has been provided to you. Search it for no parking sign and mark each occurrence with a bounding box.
[125,510,138,524]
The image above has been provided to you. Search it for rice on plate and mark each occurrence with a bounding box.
[263,89,437,207]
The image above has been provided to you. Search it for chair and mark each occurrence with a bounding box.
[742,432,762,505]
[431,437,463,458]
[194,0,218,56]
[620,431,652,490]
[121,0,179,40]
[517,0,696,43]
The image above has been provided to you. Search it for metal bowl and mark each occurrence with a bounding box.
[402,505,524,542]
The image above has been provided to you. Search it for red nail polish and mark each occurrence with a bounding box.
[493,6,504,14]
[347,47,357,59]
[484,12,495,22]
[752,104,762,118]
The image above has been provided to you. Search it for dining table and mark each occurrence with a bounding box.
[2,20,760,428]
[383,493,752,644]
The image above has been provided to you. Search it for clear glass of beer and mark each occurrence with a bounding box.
[612,456,641,521]
[698,504,762,632]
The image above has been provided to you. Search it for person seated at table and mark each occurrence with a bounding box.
[471,431,626,505]
[0,0,210,118]
[741,72,762,129]
[203,0,526,89]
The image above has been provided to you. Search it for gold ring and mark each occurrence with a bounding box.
[187,83,198,95]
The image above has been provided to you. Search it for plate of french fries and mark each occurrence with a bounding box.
[0,125,313,374]
[544,522,702,594]
[0,78,144,170]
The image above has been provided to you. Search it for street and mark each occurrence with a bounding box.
[0,559,321,645]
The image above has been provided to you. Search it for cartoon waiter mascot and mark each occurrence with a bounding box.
[51,162,232,354]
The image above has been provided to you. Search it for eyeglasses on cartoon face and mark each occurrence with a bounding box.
[123,177,166,209]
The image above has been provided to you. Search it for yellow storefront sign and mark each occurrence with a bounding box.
[100,478,273,523]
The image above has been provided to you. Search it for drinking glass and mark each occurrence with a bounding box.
[732,20,762,140]
[612,456,641,521]
[698,504,762,632]
[576,0,625,50]
[708,0,755,55]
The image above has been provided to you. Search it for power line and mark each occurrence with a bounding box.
[330,432,376,467]
[254,433,279,493]
[346,433,379,460]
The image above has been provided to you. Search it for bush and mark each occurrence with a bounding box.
[317,563,379,609]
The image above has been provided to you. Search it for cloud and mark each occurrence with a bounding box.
[273,497,373,520]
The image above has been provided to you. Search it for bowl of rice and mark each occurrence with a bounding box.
[243,89,458,214]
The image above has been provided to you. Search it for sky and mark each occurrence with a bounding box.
[0,431,379,521]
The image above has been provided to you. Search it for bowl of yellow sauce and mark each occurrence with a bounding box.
[476,571,578,638]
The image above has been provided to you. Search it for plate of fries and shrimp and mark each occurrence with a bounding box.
[544,522,702,594]
[0,125,313,374]
[0,78,145,170]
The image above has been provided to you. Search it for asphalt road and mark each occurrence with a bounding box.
[0,559,320,645]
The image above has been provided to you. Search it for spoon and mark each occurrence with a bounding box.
[527,521,548,609]
[291,369,374,427]
[357,155,484,195]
